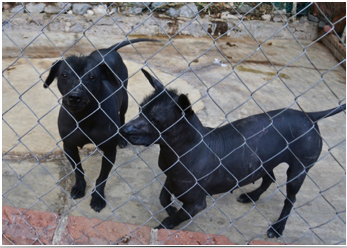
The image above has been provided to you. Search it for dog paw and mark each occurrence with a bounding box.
[71,184,86,199]
[90,193,106,212]
[119,138,128,148]
[267,224,284,238]
[154,224,165,230]
[237,193,253,203]
[154,218,176,230]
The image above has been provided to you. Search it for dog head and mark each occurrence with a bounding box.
[44,54,119,113]
[121,69,194,147]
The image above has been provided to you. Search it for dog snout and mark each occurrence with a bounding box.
[62,89,88,112]
[66,90,85,106]
[68,92,82,104]
[122,117,160,146]
[122,118,150,135]
[121,124,136,135]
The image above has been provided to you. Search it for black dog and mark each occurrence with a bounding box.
[44,39,154,212]
[122,69,346,238]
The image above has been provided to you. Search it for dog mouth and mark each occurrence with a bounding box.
[62,98,88,113]
[123,134,155,147]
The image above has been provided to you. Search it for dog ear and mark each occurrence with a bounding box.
[102,64,122,87]
[141,69,164,91]
[44,60,62,88]
[177,94,194,119]
[100,55,128,88]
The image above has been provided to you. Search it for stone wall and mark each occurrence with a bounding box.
[3,3,320,41]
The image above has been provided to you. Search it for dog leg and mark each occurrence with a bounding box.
[119,135,127,149]
[237,170,275,203]
[90,150,116,212]
[155,199,207,230]
[267,162,308,238]
[64,144,86,199]
[159,179,177,216]
[119,91,128,148]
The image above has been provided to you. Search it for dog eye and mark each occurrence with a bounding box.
[89,76,95,81]
[151,118,159,125]
[61,73,67,79]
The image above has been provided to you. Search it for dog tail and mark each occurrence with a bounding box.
[307,103,346,122]
[108,38,157,51]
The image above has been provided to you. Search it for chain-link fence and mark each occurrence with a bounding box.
[2,2,346,245]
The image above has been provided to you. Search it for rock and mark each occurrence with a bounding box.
[166,7,179,17]
[299,16,306,24]
[11,5,24,13]
[67,10,73,15]
[308,14,319,23]
[151,2,164,9]
[319,21,326,28]
[179,3,199,18]
[273,14,287,22]
[49,22,63,32]
[31,14,44,25]
[133,2,147,8]
[44,5,63,14]
[261,14,271,21]
[56,2,71,11]
[92,4,107,15]
[72,3,92,15]
[26,3,45,14]
[85,10,94,17]
[123,7,143,16]
[238,4,254,14]
[273,16,282,22]
[70,24,83,32]
[122,8,130,15]
[133,7,143,15]
[11,17,27,26]
[65,22,71,32]
[221,11,240,20]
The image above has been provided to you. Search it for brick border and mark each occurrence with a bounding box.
[3,205,287,245]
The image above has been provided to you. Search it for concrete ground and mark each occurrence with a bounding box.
[2,33,346,245]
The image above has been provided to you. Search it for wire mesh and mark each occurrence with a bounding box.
[2,2,346,245]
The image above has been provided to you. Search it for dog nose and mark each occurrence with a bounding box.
[121,124,135,135]
[68,92,82,104]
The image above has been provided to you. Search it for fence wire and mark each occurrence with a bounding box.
[2,2,346,245]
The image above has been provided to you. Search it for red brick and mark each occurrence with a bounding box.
[157,229,237,245]
[2,206,291,246]
[2,205,59,245]
[60,215,151,245]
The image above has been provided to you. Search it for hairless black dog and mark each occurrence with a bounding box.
[122,69,346,238]
[44,39,155,212]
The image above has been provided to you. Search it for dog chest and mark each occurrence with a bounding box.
[58,113,120,148]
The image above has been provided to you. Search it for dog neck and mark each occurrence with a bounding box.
[159,113,209,156]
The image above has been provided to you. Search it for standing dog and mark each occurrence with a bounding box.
[122,69,346,238]
[44,39,154,212]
